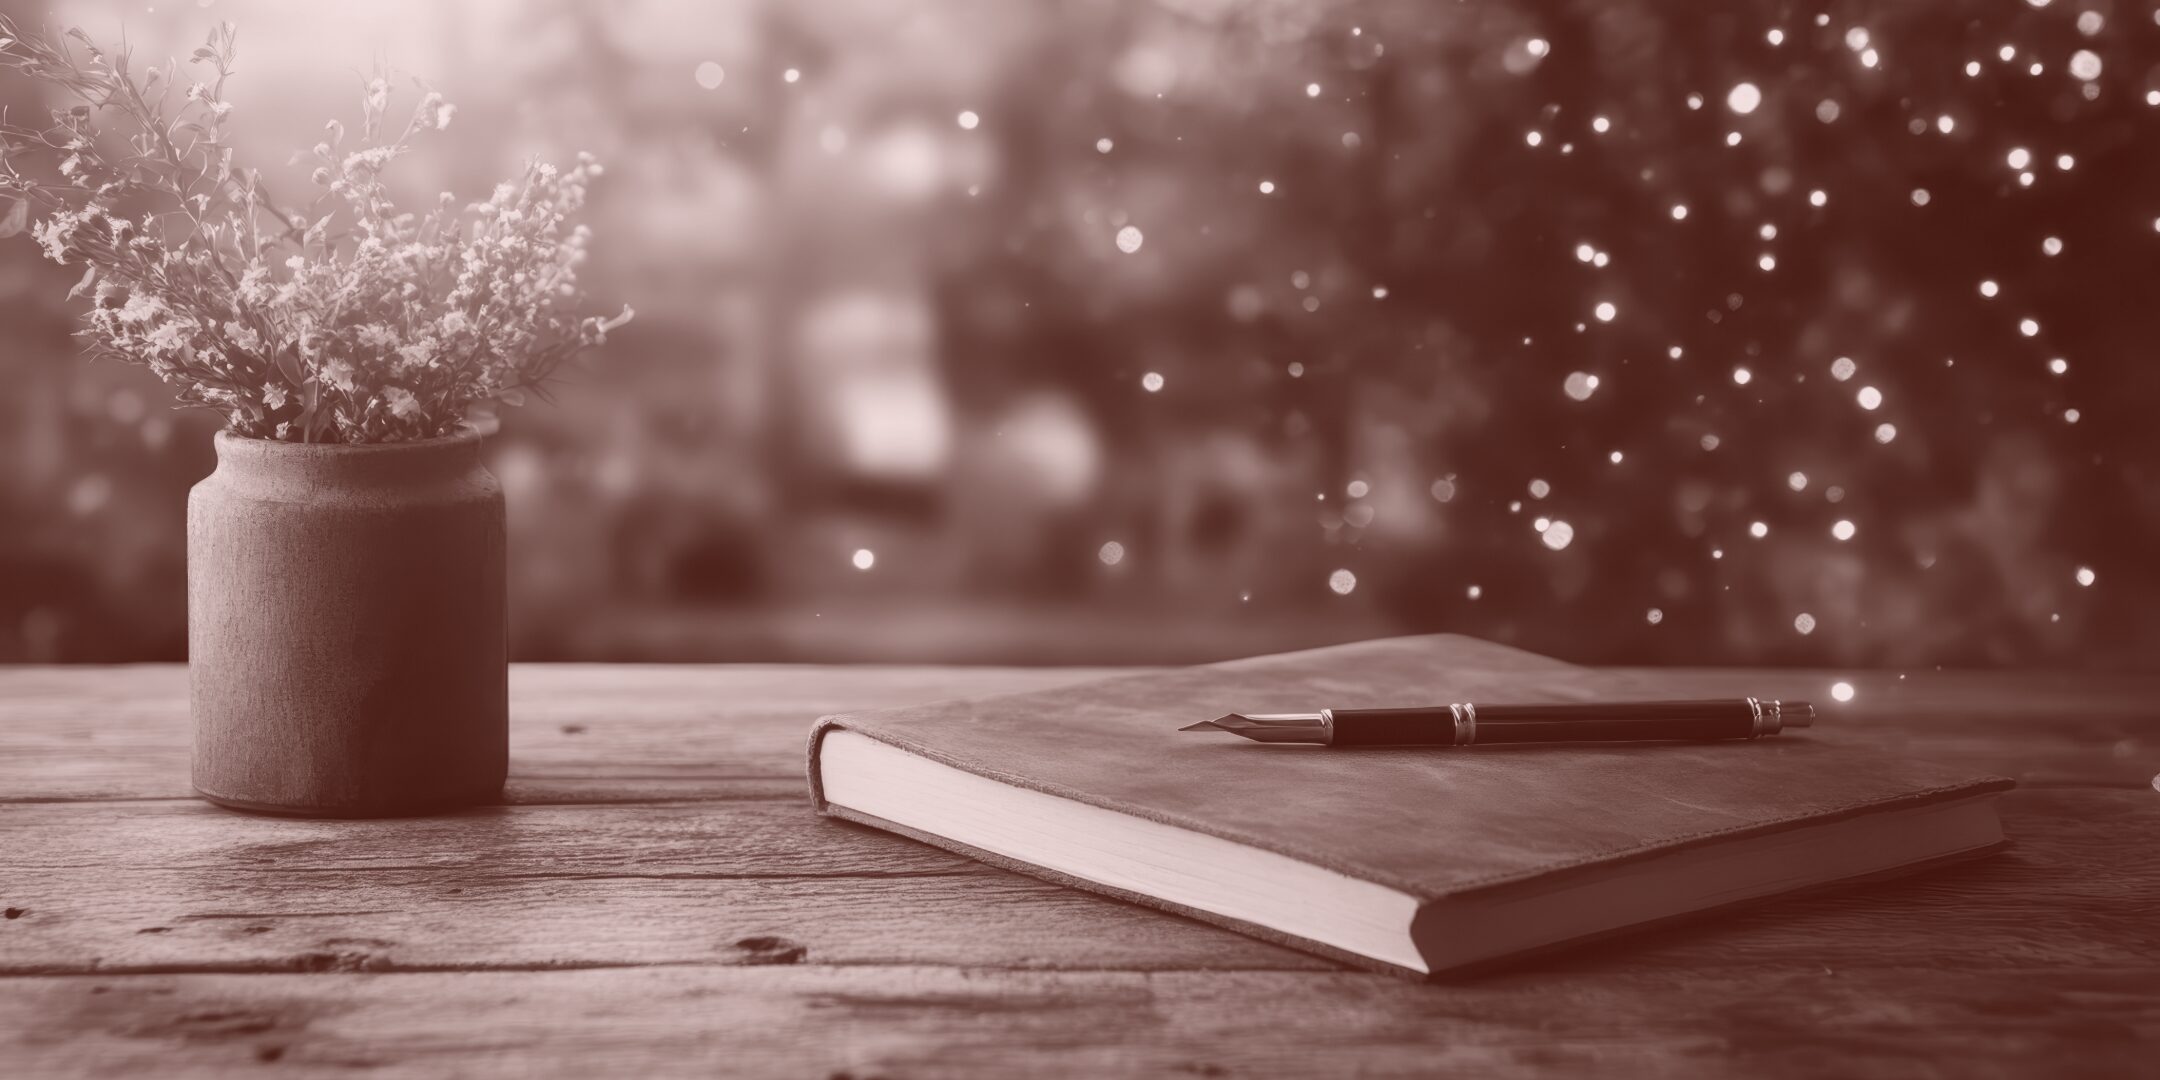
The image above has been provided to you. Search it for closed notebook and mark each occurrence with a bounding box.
[807,635,2014,977]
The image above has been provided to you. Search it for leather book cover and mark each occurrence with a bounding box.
[807,634,2015,975]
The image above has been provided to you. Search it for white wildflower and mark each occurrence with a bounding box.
[118,292,168,324]
[320,357,359,392]
[381,385,424,420]
[355,323,401,350]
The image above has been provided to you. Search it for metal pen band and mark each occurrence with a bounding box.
[1449,702,1477,746]
[1747,696,1774,737]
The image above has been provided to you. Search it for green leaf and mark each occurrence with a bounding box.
[0,196,27,239]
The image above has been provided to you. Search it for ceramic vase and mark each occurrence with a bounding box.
[188,429,507,816]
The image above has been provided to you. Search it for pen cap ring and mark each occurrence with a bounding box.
[1449,703,1476,746]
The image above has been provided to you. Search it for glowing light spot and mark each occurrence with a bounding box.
[1826,485,1846,503]
[1563,371,1601,401]
[1592,115,1611,133]
[1371,285,1388,299]
[1859,48,1879,68]
[1966,61,1982,77]
[1767,29,1784,45]
[2007,147,2031,169]
[1668,345,1684,359]
[1749,521,1769,538]
[1096,137,1114,153]
[1795,613,1817,634]
[1733,367,1753,385]
[1467,584,1482,600]
[2078,11,2103,34]
[1541,520,1575,550]
[1524,479,1550,500]
[1758,254,1776,271]
[1525,38,1549,58]
[1526,130,1543,147]
[1305,82,1322,98]
[1429,477,1456,503]
[1346,479,1370,499]
[1857,386,1883,410]
[1594,301,1617,322]
[2019,318,2040,337]
[1609,450,1624,464]
[2069,50,2103,81]
[1937,115,1955,134]
[1831,519,1857,541]
[2049,357,2068,374]
[2057,153,2075,170]
[1911,189,1931,206]
[957,110,981,130]
[1999,45,2017,62]
[1592,251,1609,268]
[1980,280,1999,297]
[694,61,726,89]
[1671,204,1689,220]
[1328,568,1358,595]
[1817,100,1841,123]
[1759,223,1778,240]
[1874,422,1897,443]
[1140,371,1165,392]
[2043,236,2063,256]
[1098,541,1125,566]
[1257,179,1276,194]
[1646,607,1664,625]
[1831,356,1857,381]
[1788,471,1808,491]
[1727,131,1744,146]
[1533,516,1551,533]
[1575,243,1596,262]
[2019,171,2035,187]
[2076,566,2096,587]
[1700,433,1721,451]
[783,68,801,84]
[1286,361,1305,378]
[1726,82,1762,114]
[1809,189,1828,207]
[1831,681,1855,703]
[2064,408,2081,424]
[1115,225,1144,254]
[851,548,876,570]
[1686,92,1703,110]
[1845,27,1870,51]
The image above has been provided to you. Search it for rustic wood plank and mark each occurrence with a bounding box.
[4,664,2154,800]
[0,665,1136,802]
[4,963,2152,1079]
[4,790,2153,977]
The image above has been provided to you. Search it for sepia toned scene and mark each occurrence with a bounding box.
[5,0,2152,669]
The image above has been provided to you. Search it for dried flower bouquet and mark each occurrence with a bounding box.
[0,20,632,442]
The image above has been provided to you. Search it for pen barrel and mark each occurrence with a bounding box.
[1329,701,1764,747]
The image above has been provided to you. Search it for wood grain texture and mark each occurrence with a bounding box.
[4,965,2154,1079]
[3,660,2157,1077]
[1,790,2154,976]
[4,664,2156,800]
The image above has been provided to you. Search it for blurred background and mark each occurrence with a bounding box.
[2,0,2156,667]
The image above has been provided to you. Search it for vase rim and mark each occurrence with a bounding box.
[213,426,484,457]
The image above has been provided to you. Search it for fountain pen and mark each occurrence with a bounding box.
[1179,697,1813,747]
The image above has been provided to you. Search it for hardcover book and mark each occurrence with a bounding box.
[807,635,2014,977]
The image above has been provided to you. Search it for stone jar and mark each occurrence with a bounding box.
[189,429,507,816]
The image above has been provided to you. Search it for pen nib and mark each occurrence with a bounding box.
[1180,712,1330,743]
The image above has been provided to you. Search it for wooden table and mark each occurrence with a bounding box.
[4,659,2157,1077]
